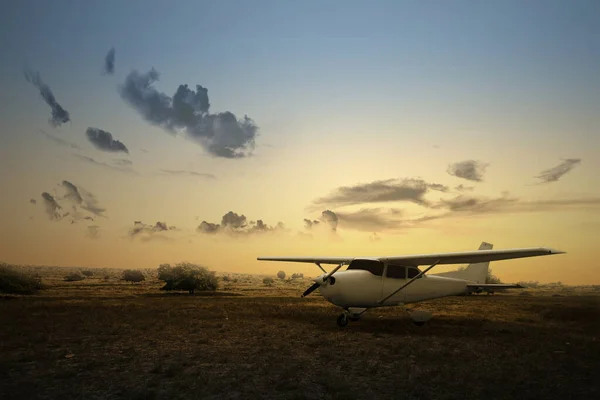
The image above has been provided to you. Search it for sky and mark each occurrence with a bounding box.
[1,0,599,284]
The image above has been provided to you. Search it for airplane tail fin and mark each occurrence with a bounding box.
[460,241,493,284]
[432,241,493,283]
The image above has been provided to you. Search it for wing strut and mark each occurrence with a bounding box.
[315,263,327,274]
[377,260,441,305]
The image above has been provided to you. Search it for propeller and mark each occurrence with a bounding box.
[301,282,320,298]
[301,262,345,298]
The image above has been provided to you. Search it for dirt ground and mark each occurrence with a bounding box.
[1,273,599,400]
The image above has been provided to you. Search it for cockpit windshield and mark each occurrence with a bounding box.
[346,259,384,276]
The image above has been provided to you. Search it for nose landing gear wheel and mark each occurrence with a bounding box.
[337,313,349,327]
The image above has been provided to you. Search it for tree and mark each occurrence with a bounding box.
[81,270,94,277]
[64,272,85,282]
[277,270,286,280]
[291,273,304,279]
[486,268,502,284]
[123,269,145,283]
[263,277,274,286]
[0,263,44,294]
[157,262,218,294]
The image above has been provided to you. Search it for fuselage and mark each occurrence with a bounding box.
[318,269,470,309]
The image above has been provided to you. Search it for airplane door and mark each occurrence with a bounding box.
[381,265,406,305]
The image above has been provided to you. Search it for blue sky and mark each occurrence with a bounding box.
[1,1,599,282]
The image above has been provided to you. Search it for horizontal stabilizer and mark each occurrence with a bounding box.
[467,283,523,289]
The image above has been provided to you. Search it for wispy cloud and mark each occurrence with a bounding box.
[535,159,582,183]
[37,129,79,149]
[24,70,70,127]
[312,178,448,209]
[73,154,137,174]
[161,169,216,179]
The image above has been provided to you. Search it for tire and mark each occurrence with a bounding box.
[337,313,349,327]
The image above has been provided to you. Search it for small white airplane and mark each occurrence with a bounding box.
[258,246,565,327]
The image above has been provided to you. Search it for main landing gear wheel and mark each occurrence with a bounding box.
[337,313,349,327]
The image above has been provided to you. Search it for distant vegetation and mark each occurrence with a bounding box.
[157,262,218,294]
[291,273,304,279]
[64,272,85,282]
[277,271,286,280]
[263,277,274,286]
[122,269,145,283]
[0,263,44,294]
[81,270,94,277]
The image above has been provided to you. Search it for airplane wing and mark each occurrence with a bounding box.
[258,247,564,266]
[257,256,353,265]
[377,247,564,266]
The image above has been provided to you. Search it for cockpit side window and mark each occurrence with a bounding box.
[386,265,406,279]
[407,267,421,279]
[347,260,384,276]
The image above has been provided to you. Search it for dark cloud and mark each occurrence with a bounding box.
[74,154,137,174]
[87,225,100,239]
[197,211,285,236]
[161,169,215,179]
[118,68,258,158]
[30,198,37,204]
[37,129,79,149]
[41,192,62,220]
[103,47,115,75]
[312,178,448,208]
[535,159,582,183]
[129,221,176,240]
[24,70,70,127]
[59,180,106,219]
[303,218,320,230]
[320,210,338,233]
[447,160,488,182]
[86,127,129,154]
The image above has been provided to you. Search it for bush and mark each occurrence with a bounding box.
[123,269,145,283]
[81,270,94,277]
[263,277,274,286]
[277,270,286,280]
[64,272,85,282]
[486,268,502,284]
[157,262,218,294]
[0,264,44,294]
[291,273,304,279]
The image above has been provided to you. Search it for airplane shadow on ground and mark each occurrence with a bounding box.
[268,305,568,338]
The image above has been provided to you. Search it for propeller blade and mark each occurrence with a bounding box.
[301,282,320,298]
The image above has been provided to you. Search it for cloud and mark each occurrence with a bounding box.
[129,221,177,241]
[103,47,115,75]
[86,127,129,154]
[37,129,79,149]
[334,208,406,232]
[535,159,582,183]
[320,210,338,233]
[30,198,37,204]
[114,159,133,166]
[455,184,474,192]
[303,218,320,230]
[197,211,285,236]
[86,225,100,239]
[41,192,62,220]
[447,160,488,182]
[74,154,137,174]
[312,178,448,208]
[160,169,215,179]
[24,70,70,127]
[118,68,258,158]
[60,180,106,218]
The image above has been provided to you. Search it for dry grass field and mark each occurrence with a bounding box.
[1,266,599,400]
